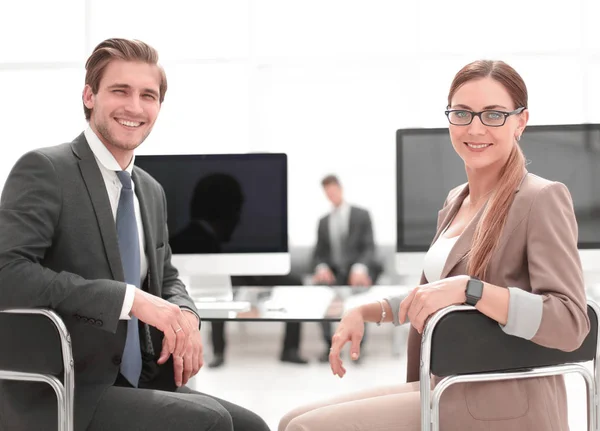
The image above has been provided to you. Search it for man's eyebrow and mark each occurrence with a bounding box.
[107,83,159,97]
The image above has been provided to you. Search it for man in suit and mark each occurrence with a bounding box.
[0,38,268,431]
[311,175,381,363]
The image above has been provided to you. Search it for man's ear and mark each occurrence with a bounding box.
[82,85,95,110]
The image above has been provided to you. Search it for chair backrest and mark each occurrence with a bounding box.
[430,304,599,377]
[0,311,65,375]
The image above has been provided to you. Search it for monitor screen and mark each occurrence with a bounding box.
[135,153,289,276]
[396,124,600,253]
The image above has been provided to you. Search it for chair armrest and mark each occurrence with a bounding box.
[424,302,598,378]
[0,309,71,375]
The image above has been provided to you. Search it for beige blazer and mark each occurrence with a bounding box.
[406,172,590,431]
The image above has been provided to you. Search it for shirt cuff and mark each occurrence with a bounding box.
[384,296,403,326]
[350,263,368,275]
[119,284,136,320]
[499,287,543,340]
[316,263,330,272]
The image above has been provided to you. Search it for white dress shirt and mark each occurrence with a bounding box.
[422,233,459,282]
[84,127,147,320]
[328,201,351,267]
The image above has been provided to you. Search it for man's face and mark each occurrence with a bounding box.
[324,183,343,207]
[83,60,162,155]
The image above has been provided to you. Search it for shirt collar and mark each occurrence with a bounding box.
[332,201,350,214]
[84,126,135,175]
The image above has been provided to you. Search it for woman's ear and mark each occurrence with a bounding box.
[516,109,529,139]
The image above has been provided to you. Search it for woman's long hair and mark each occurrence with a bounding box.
[447,60,528,279]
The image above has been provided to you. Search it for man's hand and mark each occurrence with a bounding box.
[172,310,203,387]
[130,289,191,366]
[313,266,335,285]
[349,270,372,287]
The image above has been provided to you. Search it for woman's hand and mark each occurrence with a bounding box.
[399,275,469,334]
[329,307,365,378]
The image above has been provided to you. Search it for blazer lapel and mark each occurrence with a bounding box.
[322,214,331,246]
[72,134,124,282]
[437,183,481,280]
[438,182,500,279]
[132,169,160,297]
[346,206,357,245]
[431,185,469,246]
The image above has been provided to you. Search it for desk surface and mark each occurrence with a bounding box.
[193,285,411,322]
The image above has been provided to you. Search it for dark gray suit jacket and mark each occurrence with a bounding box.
[312,205,380,279]
[0,134,200,431]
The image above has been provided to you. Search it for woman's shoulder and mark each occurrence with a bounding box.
[519,172,569,198]
[514,172,573,212]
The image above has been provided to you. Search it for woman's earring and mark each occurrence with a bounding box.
[516,135,521,142]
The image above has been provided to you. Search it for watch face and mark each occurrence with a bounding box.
[467,279,484,302]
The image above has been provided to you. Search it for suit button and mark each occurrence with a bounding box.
[95,320,103,327]
[88,318,96,325]
[112,355,122,365]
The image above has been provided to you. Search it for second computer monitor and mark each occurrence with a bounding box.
[135,153,290,276]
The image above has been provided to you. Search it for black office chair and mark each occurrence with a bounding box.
[420,300,600,431]
[0,309,74,431]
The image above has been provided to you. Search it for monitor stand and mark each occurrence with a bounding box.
[181,274,233,302]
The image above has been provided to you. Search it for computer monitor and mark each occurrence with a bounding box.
[396,124,600,276]
[135,153,290,281]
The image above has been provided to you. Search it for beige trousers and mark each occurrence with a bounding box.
[278,381,421,431]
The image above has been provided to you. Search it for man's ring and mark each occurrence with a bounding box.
[175,327,183,333]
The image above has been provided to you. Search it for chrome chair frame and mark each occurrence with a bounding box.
[420,300,600,431]
[0,309,74,431]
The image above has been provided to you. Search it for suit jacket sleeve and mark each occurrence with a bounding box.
[312,217,331,270]
[526,182,590,351]
[158,188,200,323]
[0,151,125,333]
[356,209,376,267]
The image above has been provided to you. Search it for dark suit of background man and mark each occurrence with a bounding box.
[312,175,382,363]
[0,38,268,431]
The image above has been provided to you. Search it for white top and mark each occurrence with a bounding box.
[422,231,459,283]
[84,127,147,319]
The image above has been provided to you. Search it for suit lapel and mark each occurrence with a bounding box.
[437,184,491,279]
[72,134,125,282]
[439,204,484,279]
[437,170,530,279]
[132,169,161,297]
[323,214,331,247]
[346,206,356,245]
[435,184,476,280]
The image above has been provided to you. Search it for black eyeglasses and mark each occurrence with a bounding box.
[445,107,526,127]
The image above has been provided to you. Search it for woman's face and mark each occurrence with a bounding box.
[448,77,528,172]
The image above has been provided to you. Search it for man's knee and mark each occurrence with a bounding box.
[206,411,234,431]
[171,396,233,431]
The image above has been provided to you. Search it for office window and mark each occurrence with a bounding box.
[0,0,85,63]
[252,1,420,57]
[88,0,250,61]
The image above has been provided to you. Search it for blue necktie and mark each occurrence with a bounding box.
[115,171,142,387]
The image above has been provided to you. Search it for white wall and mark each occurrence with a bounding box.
[1,0,599,247]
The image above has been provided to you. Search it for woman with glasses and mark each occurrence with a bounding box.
[279,60,589,431]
